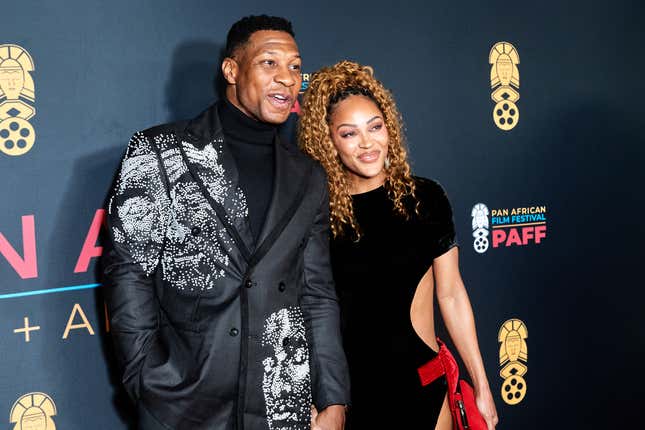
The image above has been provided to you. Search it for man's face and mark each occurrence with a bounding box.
[262,308,311,429]
[224,30,301,124]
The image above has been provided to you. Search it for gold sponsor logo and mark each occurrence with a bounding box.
[498,318,528,405]
[0,44,36,156]
[9,392,56,430]
[489,42,520,131]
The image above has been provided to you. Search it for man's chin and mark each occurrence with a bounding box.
[259,107,293,125]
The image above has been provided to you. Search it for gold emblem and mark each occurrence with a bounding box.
[9,392,56,430]
[0,44,36,156]
[489,42,520,131]
[498,318,528,405]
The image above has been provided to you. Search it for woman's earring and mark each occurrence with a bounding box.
[384,157,391,169]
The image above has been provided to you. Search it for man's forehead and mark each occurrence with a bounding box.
[246,31,299,55]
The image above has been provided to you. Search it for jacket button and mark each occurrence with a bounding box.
[278,282,286,292]
[191,226,201,236]
[229,328,239,337]
[245,279,254,289]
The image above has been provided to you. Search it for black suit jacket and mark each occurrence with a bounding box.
[103,104,350,429]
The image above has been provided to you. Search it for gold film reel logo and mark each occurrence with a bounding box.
[9,392,57,430]
[0,44,36,156]
[498,318,528,405]
[489,42,520,131]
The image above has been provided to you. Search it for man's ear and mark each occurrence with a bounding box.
[221,57,238,85]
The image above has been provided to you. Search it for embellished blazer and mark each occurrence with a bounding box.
[103,104,350,430]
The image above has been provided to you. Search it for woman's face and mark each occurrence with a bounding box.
[328,94,389,193]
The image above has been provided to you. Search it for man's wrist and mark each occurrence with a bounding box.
[320,404,348,411]
[321,404,347,422]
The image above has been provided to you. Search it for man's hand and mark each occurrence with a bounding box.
[311,404,345,430]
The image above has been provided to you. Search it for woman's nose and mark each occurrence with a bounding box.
[358,134,374,148]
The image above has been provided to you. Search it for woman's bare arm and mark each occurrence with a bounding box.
[434,246,499,429]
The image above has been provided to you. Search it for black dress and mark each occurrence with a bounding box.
[330,177,458,429]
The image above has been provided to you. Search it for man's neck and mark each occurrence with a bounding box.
[219,98,275,144]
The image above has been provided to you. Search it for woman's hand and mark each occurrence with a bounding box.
[475,385,499,430]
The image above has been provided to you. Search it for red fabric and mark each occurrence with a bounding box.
[417,355,446,386]
[456,379,487,430]
[417,339,487,430]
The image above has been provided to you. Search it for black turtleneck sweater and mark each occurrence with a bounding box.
[219,99,276,243]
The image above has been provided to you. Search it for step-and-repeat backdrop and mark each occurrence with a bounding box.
[1,1,643,428]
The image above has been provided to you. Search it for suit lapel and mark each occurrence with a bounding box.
[249,135,311,268]
[175,104,255,263]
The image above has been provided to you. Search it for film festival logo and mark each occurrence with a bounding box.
[290,72,311,115]
[300,72,310,93]
[498,319,528,405]
[490,42,520,131]
[471,203,547,253]
[9,392,57,430]
[0,44,36,156]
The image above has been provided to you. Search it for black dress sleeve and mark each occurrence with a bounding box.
[414,177,459,262]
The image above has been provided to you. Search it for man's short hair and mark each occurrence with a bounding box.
[225,15,295,58]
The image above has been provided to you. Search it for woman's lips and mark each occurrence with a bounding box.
[357,150,380,163]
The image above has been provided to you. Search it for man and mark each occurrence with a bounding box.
[103,15,349,430]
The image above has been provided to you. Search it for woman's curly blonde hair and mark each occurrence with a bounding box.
[298,60,417,239]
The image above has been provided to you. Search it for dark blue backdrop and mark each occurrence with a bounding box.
[1,1,643,428]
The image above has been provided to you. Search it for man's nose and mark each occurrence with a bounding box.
[274,66,296,87]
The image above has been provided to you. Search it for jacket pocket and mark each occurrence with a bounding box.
[159,287,203,333]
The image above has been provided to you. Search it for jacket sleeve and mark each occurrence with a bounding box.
[102,131,170,402]
[300,168,351,410]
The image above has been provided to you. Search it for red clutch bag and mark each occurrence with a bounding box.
[417,339,487,430]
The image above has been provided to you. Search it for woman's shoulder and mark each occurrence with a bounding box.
[412,176,449,201]
[411,176,453,219]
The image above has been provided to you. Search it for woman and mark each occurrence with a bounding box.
[299,61,498,429]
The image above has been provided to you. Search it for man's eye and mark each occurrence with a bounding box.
[290,64,301,71]
[262,60,276,66]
